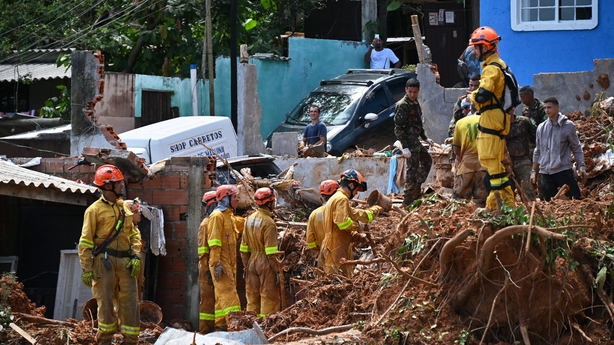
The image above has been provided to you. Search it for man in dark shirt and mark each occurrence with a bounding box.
[394,78,434,207]
[520,86,547,126]
[299,104,327,156]
[506,113,537,201]
[449,74,481,137]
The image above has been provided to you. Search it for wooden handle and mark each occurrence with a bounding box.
[10,323,37,344]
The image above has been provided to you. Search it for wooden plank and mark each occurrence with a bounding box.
[9,323,37,344]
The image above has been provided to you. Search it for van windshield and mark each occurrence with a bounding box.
[285,84,365,126]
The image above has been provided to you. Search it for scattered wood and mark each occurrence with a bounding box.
[339,257,386,266]
[13,312,76,328]
[268,324,354,342]
[553,184,570,200]
[9,323,37,344]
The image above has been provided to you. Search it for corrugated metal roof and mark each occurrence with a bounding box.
[0,63,71,82]
[0,159,97,194]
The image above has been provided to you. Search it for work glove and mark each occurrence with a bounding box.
[426,138,435,147]
[213,262,225,282]
[81,271,97,288]
[126,257,141,279]
[530,170,537,185]
[369,205,384,218]
[578,166,587,179]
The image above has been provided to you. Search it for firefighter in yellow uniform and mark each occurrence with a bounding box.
[306,180,339,269]
[124,198,145,299]
[78,165,141,345]
[197,191,218,333]
[240,187,281,316]
[467,26,515,209]
[321,169,383,278]
[207,185,242,329]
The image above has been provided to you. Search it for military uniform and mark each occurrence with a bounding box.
[394,95,432,205]
[522,99,547,127]
[240,208,280,317]
[78,196,141,345]
[448,95,468,137]
[506,115,537,201]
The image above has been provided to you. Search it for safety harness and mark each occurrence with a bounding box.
[476,62,511,139]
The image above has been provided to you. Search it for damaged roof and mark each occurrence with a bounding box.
[0,63,71,82]
[0,159,98,206]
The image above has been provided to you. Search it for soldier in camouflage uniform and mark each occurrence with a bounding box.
[519,86,546,126]
[394,78,434,207]
[448,74,481,137]
[506,112,537,201]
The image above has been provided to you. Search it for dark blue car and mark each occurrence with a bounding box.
[265,68,417,156]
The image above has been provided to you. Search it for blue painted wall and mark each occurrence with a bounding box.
[480,2,614,87]
[135,38,374,138]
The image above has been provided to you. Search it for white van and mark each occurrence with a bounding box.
[120,116,238,164]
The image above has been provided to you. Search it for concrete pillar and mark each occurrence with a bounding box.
[70,51,114,156]
[185,157,205,329]
[417,64,465,144]
[237,63,266,155]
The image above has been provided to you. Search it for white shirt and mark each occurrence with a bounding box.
[369,48,400,69]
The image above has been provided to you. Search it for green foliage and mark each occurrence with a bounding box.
[455,329,471,344]
[40,85,70,120]
[588,240,614,292]
[0,0,324,77]
[0,273,15,332]
[379,272,396,288]
[398,233,425,257]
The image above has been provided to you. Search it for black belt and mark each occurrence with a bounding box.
[105,248,131,258]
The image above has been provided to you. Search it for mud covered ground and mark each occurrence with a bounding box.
[3,100,614,344]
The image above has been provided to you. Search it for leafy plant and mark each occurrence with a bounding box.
[0,304,14,332]
[398,233,425,257]
[40,85,71,121]
[455,328,471,344]
[379,272,396,288]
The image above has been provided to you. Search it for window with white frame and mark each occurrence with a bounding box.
[511,0,598,31]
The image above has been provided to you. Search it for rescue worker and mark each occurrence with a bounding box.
[207,185,242,329]
[197,191,217,333]
[466,26,515,209]
[449,73,481,137]
[321,169,383,277]
[452,102,487,208]
[520,86,547,126]
[240,187,281,317]
[306,180,339,255]
[394,78,435,208]
[506,112,537,201]
[124,198,145,299]
[78,165,141,345]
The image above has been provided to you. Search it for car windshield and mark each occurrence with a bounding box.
[285,84,365,126]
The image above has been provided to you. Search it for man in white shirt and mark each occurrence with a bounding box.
[364,36,400,69]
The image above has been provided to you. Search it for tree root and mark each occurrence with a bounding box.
[451,225,567,311]
[439,229,472,280]
[268,324,354,342]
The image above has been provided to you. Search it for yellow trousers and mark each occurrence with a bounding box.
[198,259,215,333]
[92,254,140,345]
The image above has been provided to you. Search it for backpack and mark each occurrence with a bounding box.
[488,62,521,114]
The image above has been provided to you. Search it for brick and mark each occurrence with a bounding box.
[159,289,185,305]
[45,159,64,173]
[157,304,184,321]
[169,164,189,172]
[179,174,189,189]
[126,190,152,204]
[174,222,187,239]
[170,157,191,166]
[152,189,188,205]
[165,239,186,256]
[163,205,180,221]
[158,272,185,289]
[164,223,173,238]
[157,174,181,189]
[143,177,162,189]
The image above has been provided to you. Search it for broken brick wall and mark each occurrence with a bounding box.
[17,156,214,322]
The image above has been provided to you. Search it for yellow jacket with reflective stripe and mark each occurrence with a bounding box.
[198,217,211,268]
[207,209,238,272]
[240,208,278,261]
[78,196,141,272]
[306,205,326,250]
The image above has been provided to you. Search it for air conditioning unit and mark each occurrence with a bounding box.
[53,249,93,321]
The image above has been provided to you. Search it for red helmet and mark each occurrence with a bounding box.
[125,197,142,213]
[216,185,238,201]
[469,26,501,51]
[254,187,277,206]
[340,169,367,192]
[93,164,124,187]
[202,191,217,206]
[319,180,339,197]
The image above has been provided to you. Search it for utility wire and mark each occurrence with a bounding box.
[0,0,165,65]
